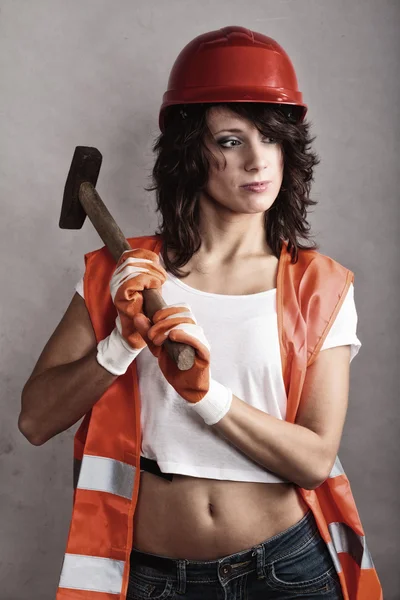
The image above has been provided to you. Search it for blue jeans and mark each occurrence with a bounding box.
[127,509,344,599]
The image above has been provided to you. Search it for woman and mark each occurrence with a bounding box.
[20,27,381,600]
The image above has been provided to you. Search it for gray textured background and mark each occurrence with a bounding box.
[1,1,399,598]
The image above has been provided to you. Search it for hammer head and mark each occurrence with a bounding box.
[59,146,102,229]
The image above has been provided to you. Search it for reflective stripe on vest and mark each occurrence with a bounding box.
[326,456,375,574]
[76,454,136,499]
[59,553,124,594]
[329,455,345,479]
[328,522,374,571]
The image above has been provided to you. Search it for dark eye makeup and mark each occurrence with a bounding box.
[216,136,278,148]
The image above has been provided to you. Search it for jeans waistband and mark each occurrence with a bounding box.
[130,509,318,582]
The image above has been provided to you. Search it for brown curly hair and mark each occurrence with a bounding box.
[146,102,320,278]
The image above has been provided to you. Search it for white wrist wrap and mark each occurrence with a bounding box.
[96,327,144,376]
[190,379,233,425]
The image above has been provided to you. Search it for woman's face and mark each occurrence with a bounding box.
[201,106,284,215]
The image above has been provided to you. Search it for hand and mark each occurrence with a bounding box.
[133,304,233,425]
[96,248,167,376]
[111,248,167,350]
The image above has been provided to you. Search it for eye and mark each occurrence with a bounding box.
[217,138,241,148]
[216,136,278,149]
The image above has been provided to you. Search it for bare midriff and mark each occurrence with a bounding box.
[132,472,309,560]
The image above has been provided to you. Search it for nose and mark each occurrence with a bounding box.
[244,141,270,172]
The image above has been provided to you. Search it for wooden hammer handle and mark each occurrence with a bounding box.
[79,181,195,371]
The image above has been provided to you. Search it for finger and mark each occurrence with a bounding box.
[149,317,195,345]
[150,304,196,345]
[153,303,196,324]
[168,324,211,361]
[132,314,152,342]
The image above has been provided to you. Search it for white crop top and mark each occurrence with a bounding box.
[75,256,361,484]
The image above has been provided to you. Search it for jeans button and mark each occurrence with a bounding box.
[220,564,232,576]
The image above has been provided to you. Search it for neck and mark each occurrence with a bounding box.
[194,193,272,266]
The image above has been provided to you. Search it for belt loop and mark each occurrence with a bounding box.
[253,545,266,580]
[176,559,188,593]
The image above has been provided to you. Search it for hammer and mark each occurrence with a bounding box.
[59,146,195,371]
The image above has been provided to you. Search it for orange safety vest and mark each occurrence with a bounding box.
[56,234,382,600]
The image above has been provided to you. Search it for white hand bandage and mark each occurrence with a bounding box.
[96,326,145,376]
[189,378,233,426]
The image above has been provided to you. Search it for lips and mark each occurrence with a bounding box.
[241,181,272,192]
[241,181,272,186]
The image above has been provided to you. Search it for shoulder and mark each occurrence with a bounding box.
[84,234,161,264]
[296,246,352,276]
[288,246,354,291]
[294,249,359,366]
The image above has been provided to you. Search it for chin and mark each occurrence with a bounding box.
[246,197,276,212]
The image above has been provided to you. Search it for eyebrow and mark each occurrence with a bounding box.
[213,128,245,135]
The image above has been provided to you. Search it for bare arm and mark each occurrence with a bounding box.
[19,293,117,446]
[211,345,351,489]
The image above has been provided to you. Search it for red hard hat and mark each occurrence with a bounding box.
[159,26,307,131]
